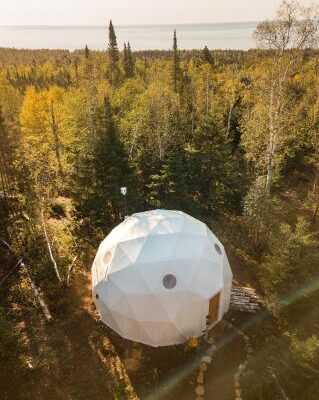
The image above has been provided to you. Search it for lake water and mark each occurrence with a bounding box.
[0,22,258,51]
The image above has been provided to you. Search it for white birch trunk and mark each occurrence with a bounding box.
[25,266,53,322]
[265,79,276,196]
[41,209,62,282]
[50,100,63,176]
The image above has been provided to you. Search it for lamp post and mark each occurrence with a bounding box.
[120,187,128,219]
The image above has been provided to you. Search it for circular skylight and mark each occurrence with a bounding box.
[163,274,177,289]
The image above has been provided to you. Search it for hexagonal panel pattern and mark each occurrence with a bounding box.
[92,209,232,347]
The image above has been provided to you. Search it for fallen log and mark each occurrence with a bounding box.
[24,264,53,322]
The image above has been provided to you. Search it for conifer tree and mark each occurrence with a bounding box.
[123,42,128,64]
[127,42,134,77]
[172,30,180,92]
[202,46,212,64]
[107,20,120,83]
[188,115,241,216]
[0,106,10,206]
[148,145,190,211]
[94,96,133,224]
[84,44,97,136]
[84,44,90,59]
[123,42,134,78]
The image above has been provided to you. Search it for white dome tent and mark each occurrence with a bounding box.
[92,210,233,347]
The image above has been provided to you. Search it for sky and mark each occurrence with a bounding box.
[0,0,317,25]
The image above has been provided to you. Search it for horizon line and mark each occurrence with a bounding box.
[0,21,260,28]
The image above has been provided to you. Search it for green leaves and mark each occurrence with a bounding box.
[260,217,319,300]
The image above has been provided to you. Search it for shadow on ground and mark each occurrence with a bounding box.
[1,267,249,400]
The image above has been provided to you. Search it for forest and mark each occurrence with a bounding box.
[1,1,319,399]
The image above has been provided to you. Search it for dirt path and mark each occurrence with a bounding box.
[205,328,245,400]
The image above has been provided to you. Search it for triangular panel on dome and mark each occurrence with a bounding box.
[109,266,154,294]
[154,291,190,322]
[147,320,185,346]
[99,303,122,334]
[134,232,180,265]
[151,216,184,235]
[111,310,154,345]
[153,258,199,290]
[116,236,148,264]
[108,243,132,273]
[174,299,207,337]
[123,293,171,322]
[95,279,122,308]
[171,232,207,261]
[180,216,207,236]
[189,259,223,298]
[107,290,137,320]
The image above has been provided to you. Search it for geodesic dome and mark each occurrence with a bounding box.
[92,209,232,347]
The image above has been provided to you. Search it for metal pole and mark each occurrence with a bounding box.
[120,187,128,219]
[123,195,127,217]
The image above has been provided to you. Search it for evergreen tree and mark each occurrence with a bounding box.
[123,42,134,78]
[0,106,11,220]
[107,20,120,83]
[84,44,90,60]
[260,217,319,303]
[188,115,241,216]
[93,96,133,224]
[83,44,97,137]
[127,42,134,78]
[147,145,191,211]
[202,46,212,64]
[172,30,180,92]
[123,42,128,71]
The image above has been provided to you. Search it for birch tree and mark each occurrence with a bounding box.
[254,0,319,195]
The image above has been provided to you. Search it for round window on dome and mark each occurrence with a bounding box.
[163,274,177,289]
[214,243,222,255]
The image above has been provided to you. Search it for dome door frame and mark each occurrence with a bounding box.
[208,291,220,326]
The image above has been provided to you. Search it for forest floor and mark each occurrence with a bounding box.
[1,250,260,400]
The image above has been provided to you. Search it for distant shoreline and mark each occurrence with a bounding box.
[0,22,258,51]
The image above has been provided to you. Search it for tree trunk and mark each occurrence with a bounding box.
[265,79,276,196]
[191,90,195,138]
[41,209,62,282]
[86,59,97,138]
[205,78,210,117]
[313,163,319,193]
[50,101,63,176]
[227,102,234,136]
[25,266,53,322]
[265,57,297,196]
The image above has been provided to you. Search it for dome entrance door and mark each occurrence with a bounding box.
[209,292,220,324]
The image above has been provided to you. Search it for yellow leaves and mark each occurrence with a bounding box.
[20,86,65,146]
[0,74,21,121]
[19,86,67,185]
[47,86,64,103]
[20,86,50,144]
[293,72,302,82]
